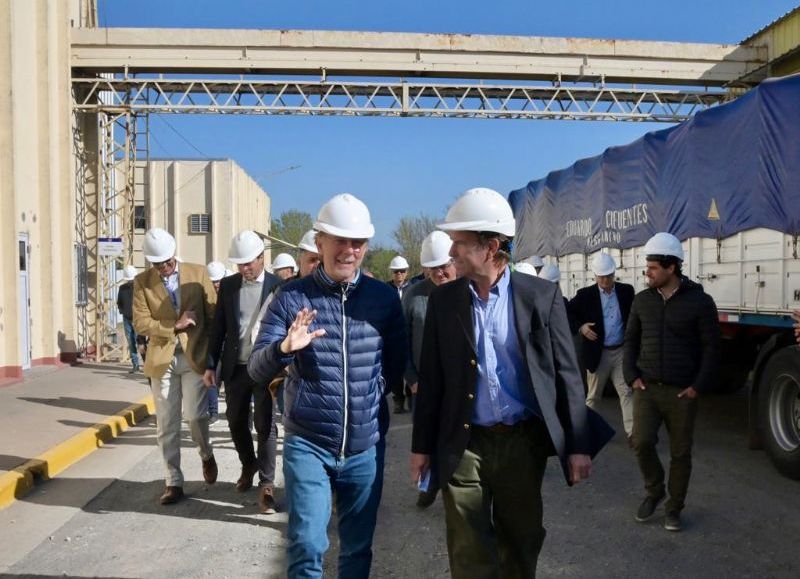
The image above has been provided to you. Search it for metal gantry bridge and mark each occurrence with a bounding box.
[70,27,764,360]
[73,77,727,122]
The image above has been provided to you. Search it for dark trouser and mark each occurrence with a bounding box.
[393,382,411,407]
[443,419,549,579]
[632,384,698,513]
[225,364,277,486]
[122,317,139,366]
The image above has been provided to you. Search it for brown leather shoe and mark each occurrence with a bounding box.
[202,455,218,484]
[236,463,258,492]
[259,485,278,515]
[159,486,184,505]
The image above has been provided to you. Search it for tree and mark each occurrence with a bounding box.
[391,213,440,275]
[362,246,396,281]
[270,210,314,247]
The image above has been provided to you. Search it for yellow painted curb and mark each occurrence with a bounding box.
[0,394,155,510]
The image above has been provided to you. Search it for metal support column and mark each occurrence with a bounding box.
[94,109,138,362]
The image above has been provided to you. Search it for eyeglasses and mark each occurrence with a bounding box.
[153,258,174,268]
[430,260,454,271]
[393,269,407,274]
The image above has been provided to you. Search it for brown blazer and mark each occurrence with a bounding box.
[132,262,217,380]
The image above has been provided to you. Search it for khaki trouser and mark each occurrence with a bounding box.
[632,384,698,513]
[443,419,549,579]
[150,351,213,487]
[586,347,633,436]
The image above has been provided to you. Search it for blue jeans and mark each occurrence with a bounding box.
[122,317,139,366]
[283,434,380,579]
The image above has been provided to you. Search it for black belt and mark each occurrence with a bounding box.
[604,344,624,350]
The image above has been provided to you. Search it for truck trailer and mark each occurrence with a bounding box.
[510,73,800,478]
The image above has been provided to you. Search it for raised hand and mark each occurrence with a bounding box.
[280,308,327,354]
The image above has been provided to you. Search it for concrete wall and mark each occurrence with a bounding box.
[132,159,271,271]
[0,0,77,380]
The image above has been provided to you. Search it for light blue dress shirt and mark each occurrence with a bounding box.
[600,285,624,347]
[161,265,180,311]
[469,267,540,426]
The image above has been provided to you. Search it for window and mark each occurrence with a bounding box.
[134,205,147,230]
[188,213,211,234]
[75,243,88,306]
[18,241,27,271]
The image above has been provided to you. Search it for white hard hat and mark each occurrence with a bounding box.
[298,229,318,253]
[207,261,226,281]
[123,265,138,281]
[272,253,298,272]
[644,232,684,261]
[142,228,177,263]
[389,256,410,270]
[420,231,453,268]
[438,188,516,237]
[514,262,538,276]
[591,253,616,276]
[314,193,375,239]
[228,230,266,264]
[538,264,561,283]
[524,255,545,268]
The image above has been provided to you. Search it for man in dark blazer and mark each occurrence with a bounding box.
[569,252,635,440]
[411,188,612,579]
[204,230,281,514]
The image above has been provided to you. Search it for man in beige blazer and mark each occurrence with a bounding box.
[133,227,218,505]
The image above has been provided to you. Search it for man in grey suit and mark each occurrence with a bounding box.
[410,188,612,579]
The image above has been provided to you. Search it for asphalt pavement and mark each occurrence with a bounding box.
[0,365,798,578]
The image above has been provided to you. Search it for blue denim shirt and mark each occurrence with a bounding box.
[600,285,624,347]
[469,267,540,426]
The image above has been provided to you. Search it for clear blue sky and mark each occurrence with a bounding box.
[100,0,798,247]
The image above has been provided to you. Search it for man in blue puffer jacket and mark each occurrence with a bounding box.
[248,193,406,579]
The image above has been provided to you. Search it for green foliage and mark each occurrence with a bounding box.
[391,213,440,275]
[270,210,314,247]
[362,246,396,281]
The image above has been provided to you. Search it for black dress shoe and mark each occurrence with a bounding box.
[160,486,184,505]
[202,455,218,484]
[236,463,258,492]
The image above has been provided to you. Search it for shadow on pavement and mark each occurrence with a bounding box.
[0,454,32,471]
[18,397,141,416]
[19,477,287,530]
[0,575,133,578]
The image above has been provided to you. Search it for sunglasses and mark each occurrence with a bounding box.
[393,269,407,274]
[430,260,454,271]
[153,258,175,268]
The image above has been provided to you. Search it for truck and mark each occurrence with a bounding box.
[509,73,800,479]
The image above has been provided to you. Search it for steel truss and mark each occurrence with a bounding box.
[90,110,139,362]
[72,77,728,122]
[72,74,728,358]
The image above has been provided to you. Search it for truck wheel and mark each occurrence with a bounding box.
[758,346,800,479]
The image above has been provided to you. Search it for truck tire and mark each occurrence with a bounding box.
[757,345,800,479]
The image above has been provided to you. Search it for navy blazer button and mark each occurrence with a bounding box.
[470,359,477,366]
[468,393,474,399]
[463,424,470,430]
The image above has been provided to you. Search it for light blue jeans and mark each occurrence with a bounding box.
[283,434,380,579]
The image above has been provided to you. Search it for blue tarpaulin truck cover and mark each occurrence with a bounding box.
[509,73,800,259]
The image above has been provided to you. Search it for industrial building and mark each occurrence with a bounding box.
[1,0,799,382]
[132,159,271,270]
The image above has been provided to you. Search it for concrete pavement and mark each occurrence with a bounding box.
[0,365,798,578]
[0,363,154,508]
